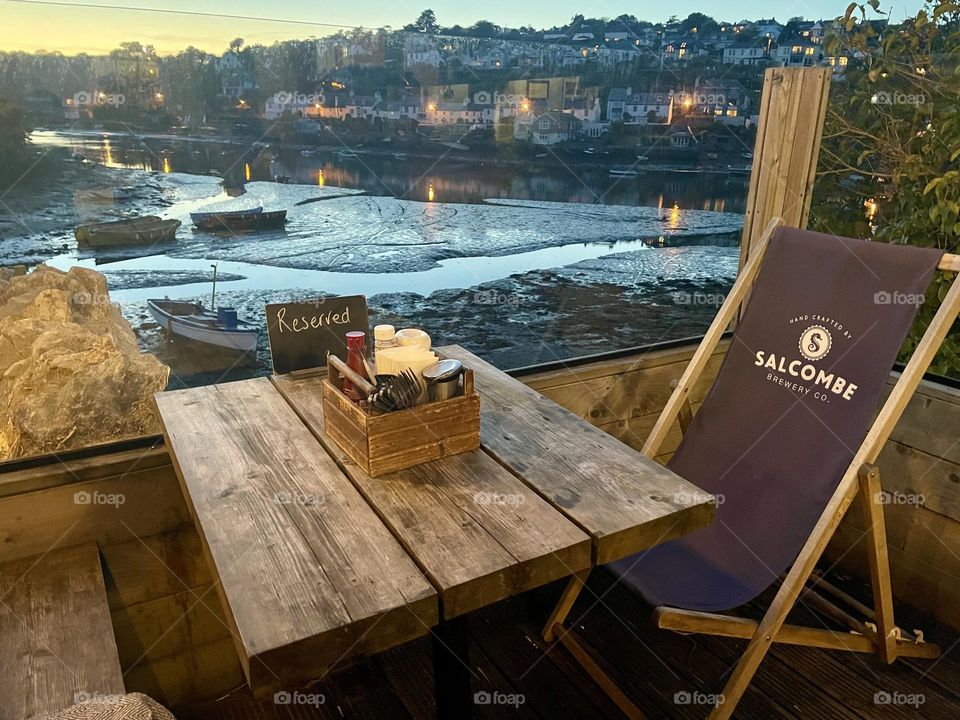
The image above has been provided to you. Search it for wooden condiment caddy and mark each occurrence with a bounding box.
[322,354,480,477]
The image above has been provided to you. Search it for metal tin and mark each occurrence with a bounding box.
[423,359,463,401]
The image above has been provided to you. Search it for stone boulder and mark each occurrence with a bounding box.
[0,264,169,460]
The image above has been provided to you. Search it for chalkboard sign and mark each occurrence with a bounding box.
[266,295,369,375]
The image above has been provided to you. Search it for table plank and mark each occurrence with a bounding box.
[272,374,592,619]
[155,378,438,697]
[439,346,715,565]
[0,543,125,719]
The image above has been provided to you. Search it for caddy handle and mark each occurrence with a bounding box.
[327,353,376,398]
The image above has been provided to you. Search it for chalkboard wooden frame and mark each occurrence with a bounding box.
[266,295,369,375]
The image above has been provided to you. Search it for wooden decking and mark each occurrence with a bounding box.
[182,568,960,719]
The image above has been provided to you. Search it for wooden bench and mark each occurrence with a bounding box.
[0,543,125,719]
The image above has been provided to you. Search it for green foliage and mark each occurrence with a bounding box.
[811,1,960,377]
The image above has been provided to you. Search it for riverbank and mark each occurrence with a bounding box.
[4,143,744,385]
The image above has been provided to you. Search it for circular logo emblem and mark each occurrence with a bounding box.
[799,325,832,361]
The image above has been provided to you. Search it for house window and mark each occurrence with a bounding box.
[538,119,550,129]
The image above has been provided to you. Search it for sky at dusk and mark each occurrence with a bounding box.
[0,0,925,55]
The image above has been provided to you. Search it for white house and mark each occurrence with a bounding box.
[773,41,824,67]
[721,40,773,65]
[606,88,673,125]
[529,111,582,145]
[423,101,494,127]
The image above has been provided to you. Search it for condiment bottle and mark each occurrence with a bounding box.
[343,331,366,402]
[374,324,398,375]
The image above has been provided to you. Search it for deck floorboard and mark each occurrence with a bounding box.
[184,568,960,719]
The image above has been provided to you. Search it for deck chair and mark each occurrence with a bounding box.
[542,218,960,720]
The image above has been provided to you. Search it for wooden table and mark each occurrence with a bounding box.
[154,345,714,714]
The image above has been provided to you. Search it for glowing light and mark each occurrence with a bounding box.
[428,102,437,111]
[155,92,164,102]
[162,157,171,173]
[427,183,435,202]
[669,202,680,228]
[318,169,325,187]
[244,162,251,181]
[863,197,879,221]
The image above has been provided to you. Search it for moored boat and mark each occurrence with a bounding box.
[147,298,259,354]
[189,207,262,225]
[609,166,640,177]
[192,209,287,232]
[74,216,180,248]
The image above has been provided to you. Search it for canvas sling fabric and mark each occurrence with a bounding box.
[610,228,944,611]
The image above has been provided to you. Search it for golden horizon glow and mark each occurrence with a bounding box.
[1,0,924,56]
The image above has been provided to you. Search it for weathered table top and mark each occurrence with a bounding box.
[155,378,438,696]
[155,345,713,696]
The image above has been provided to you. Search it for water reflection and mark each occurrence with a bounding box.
[33,131,749,213]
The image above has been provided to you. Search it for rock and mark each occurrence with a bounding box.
[0,264,169,460]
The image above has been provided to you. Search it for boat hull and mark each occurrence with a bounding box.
[193,209,287,233]
[75,218,180,248]
[148,300,259,354]
[189,207,262,224]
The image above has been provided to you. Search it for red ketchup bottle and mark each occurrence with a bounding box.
[343,331,366,402]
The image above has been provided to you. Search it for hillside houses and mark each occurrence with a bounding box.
[606,88,673,125]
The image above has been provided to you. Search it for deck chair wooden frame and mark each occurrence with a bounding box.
[543,217,960,720]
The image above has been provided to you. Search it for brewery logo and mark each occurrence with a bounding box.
[753,315,857,403]
[798,325,831,361]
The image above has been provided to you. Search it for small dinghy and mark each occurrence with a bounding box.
[192,209,287,233]
[147,298,258,354]
[189,207,262,225]
[74,216,181,248]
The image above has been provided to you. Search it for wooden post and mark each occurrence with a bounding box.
[741,66,830,263]
[738,67,831,317]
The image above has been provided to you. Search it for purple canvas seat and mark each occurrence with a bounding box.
[609,227,944,611]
